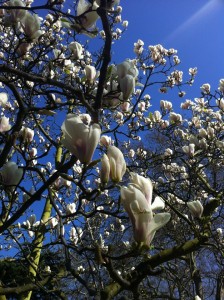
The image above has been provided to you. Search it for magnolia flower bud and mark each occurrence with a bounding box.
[85,65,96,84]
[100,135,112,147]
[107,145,126,183]
[216,98,224,110]
[170,112,182,123]
[66,203,76,214]
[0,116,11,132]
[200,83,210,94]
[0,93,8,107]
[0,162,23,187]
[49,217,58,229]
[20,127,34,143]
[61,114,101,164]
[100,154,110,184]
[29,147,37,157]
[120,74,135,100]
[218,79,224,93]
[77,0,99,29]
[21,13,43,40]
[187,200,203,218]
[117,60,138,80]
[182,144,195,157]
[68,41,83,60]
[160,100,172,111]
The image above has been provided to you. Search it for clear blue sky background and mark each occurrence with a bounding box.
[113,0,224,99]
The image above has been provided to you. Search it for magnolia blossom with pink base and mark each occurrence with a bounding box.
[121,173,170,246]
[61,114,101,164]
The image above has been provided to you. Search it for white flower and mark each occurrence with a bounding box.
[21,13,43,40]
[151,196,165,211]
[100,135,112,147]
[0,116,11,132]
[77,0,99,29]
[187,200,203,218]
[61,114,101,164]
[216,98,224,110]
[160,100,172,111]
[20,127,34,143]
[134,39,144,55]
[0,93,8,107]
[68,41,83,60]
[122,20,128,27]
[0,162,23,187]
[85,65,97,83]
[117,60,138,80]
[182,144,195,157]
[100,154,110,184]
[170,112,182,123]
[107,145,126,183]
[49,217,58,229]
[120,74,135,100]
[121,185,170,246]
[200,83,210,94]
[218,79,224,93]
[130,173,153,204]
[66,203,76,214]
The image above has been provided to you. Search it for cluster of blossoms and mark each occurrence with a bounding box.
[0,1,223,299]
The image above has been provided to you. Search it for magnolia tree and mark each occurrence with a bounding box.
[0,0,223,299]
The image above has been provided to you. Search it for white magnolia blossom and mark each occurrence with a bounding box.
[20,127,34,143]
[119,74,135,100]
[218,79,224,93]
[134,39,144,55]
[48,217,58,229]
[160,100,172,111]
[21,13,43,40]
[77,0,99,30]
[170,112,182,123]
[0,162,23,187]
[182,144,195,157]
[100,154,110,184]
[117,60,138,100]
[107,145,126,183]
[0,93,8,107]
[70,227,83,244]
[66,203,76,215]
[100,135,112,147]
[187,200,204,218]
[189,67,197,76]
[85,65,97,83]
[61,114,101,164]
[200,83,210,94]
[68,41,83,60]
[120,179,170,246]
[216,98,224,110]
[0,116,11,132]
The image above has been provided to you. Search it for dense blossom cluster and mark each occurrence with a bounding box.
[0,0,223,299]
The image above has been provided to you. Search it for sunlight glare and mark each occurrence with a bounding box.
[164,0,221,43]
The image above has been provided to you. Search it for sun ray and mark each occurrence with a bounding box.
[164,0,220,43]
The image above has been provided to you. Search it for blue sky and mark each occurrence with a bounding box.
[114,0,224,99]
